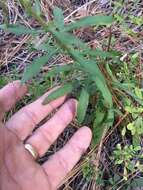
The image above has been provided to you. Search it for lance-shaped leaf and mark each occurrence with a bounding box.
[82,48,120,59]
[53,7,64,30]
[0,24,41,35]
[47,64,75,77]
[65,15,113,31]
[49,28,113,107]
[33,0,41,16]
[92,108,106,146]
[70,50,113,107]
[92,108,114,146]
[21,49,58,83]
[42,83,73,105]
[70,50,105,82]
[94,76,113,108]
[77,88,89,123]
[49,29,89,50]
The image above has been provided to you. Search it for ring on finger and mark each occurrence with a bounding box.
[24,143,39,160]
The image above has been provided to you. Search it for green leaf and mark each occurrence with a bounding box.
[92,108,106,146]
[70,50,105,82]
[65,15,113,31]
[134,146,141,151]
[53,6,64,30]
[34,41,59,54]
[33,0,41,16]
[135,87,143,99]
[92,108,114,146]
[115,160,123,165]
[50,29,119,61]
[50,29,88,50]
[113,82,143,107]
[21,50,58,83]
[70,50,113,107]
[47,64,74,77]
[95,76,113,107]
[130,178,143,188]
[0,24,41,35]
[50,28,113,107]
[127,123,136,135]
[121,127,126,136]
[106,64,117,82]
[83,49,120,59]
[77,88,89,123]
[105,108,114,128]
[133,134,141,147]
[43,83,73,105]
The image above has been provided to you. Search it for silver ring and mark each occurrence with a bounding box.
[24,143,39,160]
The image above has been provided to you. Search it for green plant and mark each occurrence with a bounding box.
[113,144,143,181]
[82,160,94,181]
[121,87,143,146]
[0,0,118,145]
[1,0,142,148]
[1,1,143,189]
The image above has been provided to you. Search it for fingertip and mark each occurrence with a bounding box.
[12,80,28,94]
[76,126,92,150]
[82,126,92,139]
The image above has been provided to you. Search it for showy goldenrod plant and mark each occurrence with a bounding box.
[1,0,142,149]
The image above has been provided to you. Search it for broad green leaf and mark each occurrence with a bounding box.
[53,7,64,30]
[0,24,41,35]
[77,88,89,123]
[65,15,113,31]
[22,50,58,83]
[43,83,73,105]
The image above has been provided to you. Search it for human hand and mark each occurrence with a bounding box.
[0,81,92,190]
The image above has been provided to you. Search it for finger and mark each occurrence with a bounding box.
[42,127,92,190]
[6,88,66,140]
[26,99,77,157]
[0,81,27,118]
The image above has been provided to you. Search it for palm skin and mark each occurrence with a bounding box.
[0,81,92,190]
